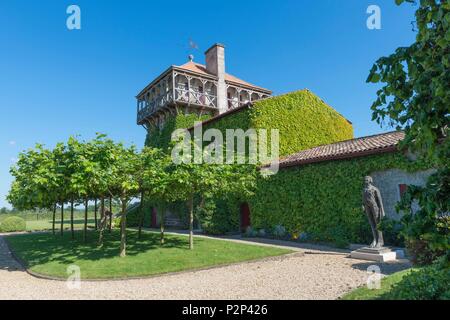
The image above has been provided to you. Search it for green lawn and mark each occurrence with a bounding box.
[0,212,98,232]
[5,230,292,279]
[25,217,97,231]
[341,268,416,300]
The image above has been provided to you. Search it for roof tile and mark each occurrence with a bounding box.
[177,61,271,92]
[278,131,405,168]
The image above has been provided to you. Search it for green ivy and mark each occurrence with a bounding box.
[196,198,240,235]
[145,113,211,149]
[249,152,427,244]
[141,90,429,244]
[203,89,354,157]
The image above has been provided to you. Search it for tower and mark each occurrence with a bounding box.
[136,43,272,130]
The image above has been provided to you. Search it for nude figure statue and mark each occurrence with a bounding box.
[362,176,385,248]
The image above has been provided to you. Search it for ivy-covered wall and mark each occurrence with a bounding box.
[139,90,428,245]
[146,90,353,156]
[145,113,211,149]
[194,89,362,240]
[203,89,354,157]
[248,152,427,244]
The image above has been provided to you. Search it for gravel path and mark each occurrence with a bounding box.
[0,234,410,300]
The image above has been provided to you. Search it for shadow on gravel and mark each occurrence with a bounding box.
[350,261,412,275]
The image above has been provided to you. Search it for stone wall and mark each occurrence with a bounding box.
[371,168,435,220]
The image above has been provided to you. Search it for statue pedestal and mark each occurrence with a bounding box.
[350,247,397,262]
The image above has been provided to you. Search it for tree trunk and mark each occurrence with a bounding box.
[98,197,105,247]
[119,200,127,257]
[70,199,74,240]
[138,191,145,240]
[198,197,205,232]
[83,197,88,242]
[109,196,113,233]
[52,203,56,236]
[94,198,98,230]
[60,202,64,236]
[160,208,165,245]
[188,196,194,250]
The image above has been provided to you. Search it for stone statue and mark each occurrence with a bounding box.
[362,176,385,248]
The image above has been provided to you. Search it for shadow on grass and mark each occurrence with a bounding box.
[350,261,412,275]
[32,218,97,225]
[0,238,24,272]
[4,230,188,269]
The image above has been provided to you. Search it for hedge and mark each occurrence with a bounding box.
[0,216,26,233]
[381,256,450,300]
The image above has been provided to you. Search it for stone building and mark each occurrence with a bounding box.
[276,131,434,221]
[134,43,432,243]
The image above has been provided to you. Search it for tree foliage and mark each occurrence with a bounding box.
[7,133,257,256]
[368,0,449,163]
[165,141,257,249]
[368,0,449,264]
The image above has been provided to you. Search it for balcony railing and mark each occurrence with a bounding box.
[137,89,218,124]
[227,99,249,110]
[175,88,217,108]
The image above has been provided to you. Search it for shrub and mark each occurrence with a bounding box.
[244,226,257,237]
[379,217,405,247]
[111,217,121,229]
[0,216,26,232]
[382,256,450,300]
[258,229,266,237]
[298,232,309,242]
[397,178,450,265]
[272,225,287,239]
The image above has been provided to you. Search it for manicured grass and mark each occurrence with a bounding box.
[25,218,96,231]
[341,268,416,300]
[5,230,292,279]
[1,211,99,231]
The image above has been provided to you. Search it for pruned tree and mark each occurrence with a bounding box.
[140,147,172,244]
[8,144,60,230]
[167,141,257,249]
[108,143,140,257]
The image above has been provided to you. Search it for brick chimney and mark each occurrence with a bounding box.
[205,43,227,114]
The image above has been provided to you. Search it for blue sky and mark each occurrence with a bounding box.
[0,0,417,208]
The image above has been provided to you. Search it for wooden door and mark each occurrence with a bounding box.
[240,202,251,232]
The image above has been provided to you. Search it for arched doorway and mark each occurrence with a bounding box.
[240,202,251,232]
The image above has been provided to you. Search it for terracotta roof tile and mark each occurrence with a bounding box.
[177,61,271,92]
[278,131,405,168]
